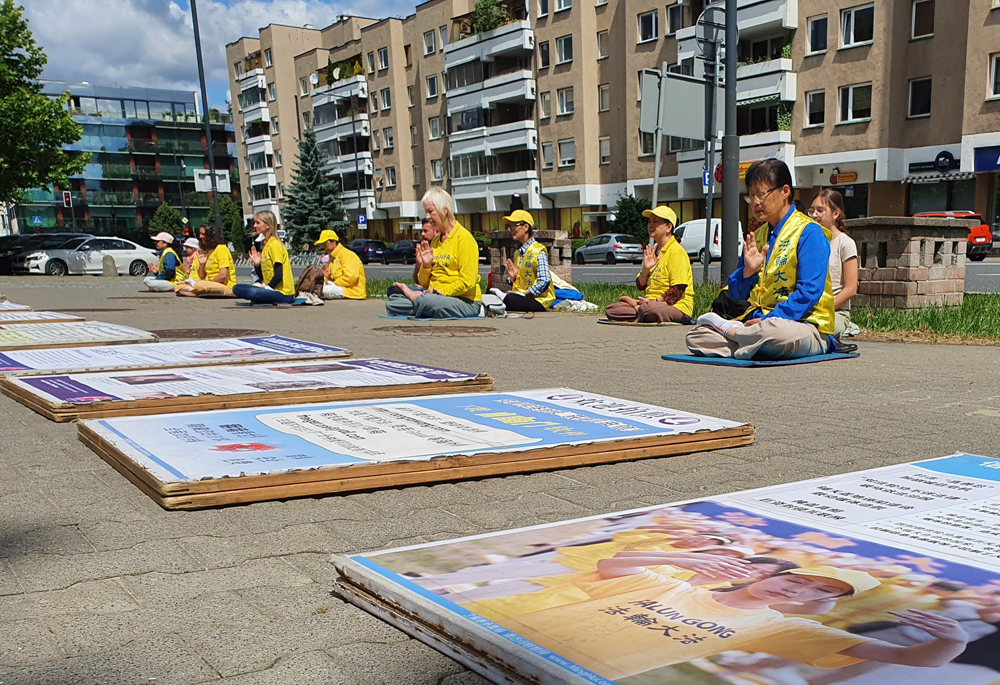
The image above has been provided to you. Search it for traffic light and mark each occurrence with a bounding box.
[62,191,72,207]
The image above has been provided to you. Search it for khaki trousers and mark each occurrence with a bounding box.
[605,297,687,323]
[686,317,828,361]
[190,280,235,298]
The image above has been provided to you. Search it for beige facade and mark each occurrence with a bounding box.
[226,0,1000,243]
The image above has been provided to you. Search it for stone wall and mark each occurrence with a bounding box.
[844,217,974,309]
[487,229,572,290]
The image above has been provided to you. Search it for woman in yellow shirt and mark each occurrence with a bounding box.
[387,188,482,318]
[606,205,694,323]
[177,223,236,298]
[233,211,296,305]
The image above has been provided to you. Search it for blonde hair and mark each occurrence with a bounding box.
[421,187,455,220]
[254,210,279,241]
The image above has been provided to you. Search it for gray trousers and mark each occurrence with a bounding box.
[385,292,481,318]
[686,317,828,360]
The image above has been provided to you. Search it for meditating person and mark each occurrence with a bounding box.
[386,188,482,318]
[143,232,183,292]
[497,209,554,313]
[810,189,859,340]
[176,223,236,298]
[605,205,694,323]
[315,228,366,300]
[687,159,836,359]
[232,211,296,305]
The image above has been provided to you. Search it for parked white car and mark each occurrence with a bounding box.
[15,236,157,276]
[674,219,743,264]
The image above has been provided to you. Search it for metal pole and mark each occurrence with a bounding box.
[190,0,222,229]
[68,197,77,232]
[650,62,669,226]
[179,158,188,222]
[350,92,362,230]
[702,49,718,283]
[721,0,741,277]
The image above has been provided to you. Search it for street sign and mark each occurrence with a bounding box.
[695,6,725,58]
[641,72,723,141]
[182,217,189,225]
[357,214,367,230]
[31,216,43,227]
[192,169,231,193]
[702,171,711,194]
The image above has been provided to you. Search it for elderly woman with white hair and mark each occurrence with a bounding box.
[387,188,483,318]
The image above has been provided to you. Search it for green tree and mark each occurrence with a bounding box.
[147,203,183,237]
[610,195,652,244]
[282,127,346,246]
[219,195,248,253]
[0,0,88,204]
[472,0,510,35]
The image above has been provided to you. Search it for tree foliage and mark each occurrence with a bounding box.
[0,0,88,204]
[472,0,511,35]
[610,195,652,244]
[219,195,249,253]
[147,203,183,237]
[281,127,347,247]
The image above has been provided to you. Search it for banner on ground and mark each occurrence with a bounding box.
[0,311,85,324]
[0,321,155,350]
[78,389,753,508]
[4,358,491,421]
[0,335,349,377]
[0,301,31,311]
[334,453,1000,685]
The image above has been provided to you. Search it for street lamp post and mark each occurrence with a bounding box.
[189,0,223,230]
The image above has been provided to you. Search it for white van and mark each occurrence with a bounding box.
[674,218,743,263]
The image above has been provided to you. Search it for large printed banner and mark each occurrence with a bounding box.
[78,389,753,508]
[0,311,84,324]
[0,301,31,311]
[4,358,490,421]
[0,321,155,350]
[334,453,1000,685]
[0,335,349,376]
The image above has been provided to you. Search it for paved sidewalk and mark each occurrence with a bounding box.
[1,277,998,684]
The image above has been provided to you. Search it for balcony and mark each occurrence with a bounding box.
[450,120,537,157]
[315,113,371,145]
[322,151,373,177]
[445,20,534,66]
[451,170,541,212]
[128,140,158,153]
[241,100,269,124]
[248,166,277,186]
[339,189,377,213]
[238,69,266,91]
[311,76,368,109]
[138,192,162,207]
[447,70,535,115]
[87,191,136,207]
[246,136,273,156]
[132,166,160,180]
[737,58,795,103]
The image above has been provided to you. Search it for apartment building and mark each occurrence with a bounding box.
[227,0,1000,243]
[16,80,236,237]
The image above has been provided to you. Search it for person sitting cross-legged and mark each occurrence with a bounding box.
[686,158,836,360]
[497,209,554,313]
[143,232,184,292]
[232,211,296,305]
[316,229,366,300]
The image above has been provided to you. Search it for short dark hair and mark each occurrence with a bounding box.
[745,159,794,194]
[199,223,224,251]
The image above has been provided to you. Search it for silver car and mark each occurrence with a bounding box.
[574,233,644,265]
[15,236,158,276]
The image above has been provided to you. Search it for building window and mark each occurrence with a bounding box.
[911,0,934,39]
[267,83,276,101]
[556,0,571,11]
[404,44,412,67]
[440,26,449,47]
[539,42,550,69]
[839,83,873,122]
[407,86,414,106]
[412,165,420,185]
[806,90,825,127]
[410,125,418,146]
[556,35,573,64]
[596,0,608,6]
[271,117,279,134]
[667,4,684,35]
[598,84,610,112]
[381,88,391,110]
[385,166,396,187]
[371,92,379,112]
[378,48,389,70]
[558,138,575,166]
[302,110,312,128]
[557,87,575,115]
[908,77,932,117]
[373,133,380,151]
[426,75,438,98]
[841,4,874,48]
[431,159,444,181]
[807,15,828,53]
[992,53,1000,98]
[429,117,442,139]
[668,137,700,153]
[597,31,609,59]
[640,131,655,156]
[277,182,283,199]
[599,137,611,164]
[234,61,243,77]
[424,30,436,55]
[264,48,273,67]
[539,0,549,17]
[638,10,658,43]
[541,142,554,169]
[383,127,394,148]
[275,149,282,167]
[299,77,308,96]
[367,52,375,73]
[539,91,551,118]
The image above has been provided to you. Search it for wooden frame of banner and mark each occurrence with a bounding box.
[0,313,86,325]
[0,334,157,351]
[78,423,754,510]
[3,374,494,422]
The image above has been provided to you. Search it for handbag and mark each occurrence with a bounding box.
[711,287,753,320]
[295,265,325,297]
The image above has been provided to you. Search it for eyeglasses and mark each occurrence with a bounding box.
[744,187,780,205]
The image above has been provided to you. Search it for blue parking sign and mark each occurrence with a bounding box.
[357,214,367,229]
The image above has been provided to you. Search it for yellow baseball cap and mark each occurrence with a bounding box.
[642,205,678,226]
[314,229,340,245]
[502,209,534,228]
[783,566,880,595]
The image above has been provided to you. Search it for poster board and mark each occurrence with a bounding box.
[0,321,156,350]
[78,389,754,509]
[334,453,1000,685]
[0,311,85,324]
[0,335,350,377]
[4,358,493,422]
[0,301,31,312]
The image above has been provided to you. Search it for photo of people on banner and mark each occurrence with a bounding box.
[370,502,1000,685]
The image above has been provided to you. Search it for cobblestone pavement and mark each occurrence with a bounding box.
[1,277,998,683]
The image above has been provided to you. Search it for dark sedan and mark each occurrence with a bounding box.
[383,240,418,264]
[346,239,387,265]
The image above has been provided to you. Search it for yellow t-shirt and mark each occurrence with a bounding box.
[639,237,694,316]
[496,570,870,680]
[260,237,294,296]
[204,244,236,289]
[328,243,366,299]
[418,222,482,302]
